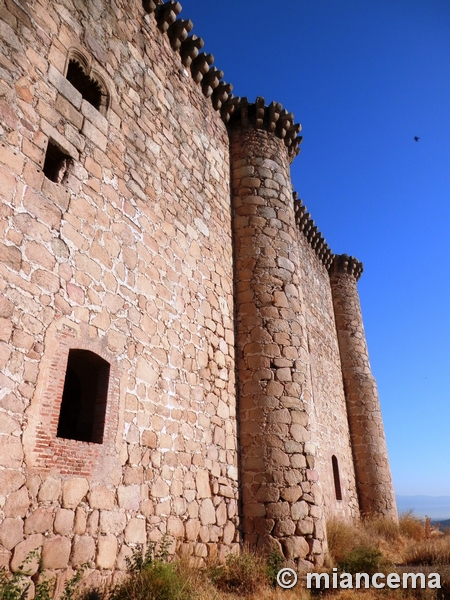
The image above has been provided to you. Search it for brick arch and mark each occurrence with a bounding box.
[23,319,123,478]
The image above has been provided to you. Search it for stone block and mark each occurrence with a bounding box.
[116,545,133,571]
[42,536,71,570]
[99,511,126,535]
[55,94,84,129]
[54,509,75,536]
[24,507,54,534]
[216,502,227,527]
[0,470,25,495]
[87,510,99,536]
[273,519,295,537]
[195,470,211,499]
[81,100,108,135]
[199,499,216,526]
[73,507,87,535]
[0,518,24,550]
[0,546,11,569]
[117,485,140,510]
[296,517,314,536]
[185,520,201,542]
[23,187,62,230]
[291,500,309,521]
[141,430,157,448]
[167,516,184,538]
[88,486,116,510]
[10,534,43,574]
[280,486,303,503]
[48,64,82,109]
[70,536,95,566]
[222,522,235,545]
[62,478,89,509]
[4,486,30,518]
[0,242,21,271]
[282,536,309,560]
[124,518,146,544]
[97,534,118,569]
[150,478,169,498]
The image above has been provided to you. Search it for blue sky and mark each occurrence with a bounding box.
[177,0,450,497]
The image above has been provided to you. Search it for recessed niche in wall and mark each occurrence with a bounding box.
[42,140,72,183]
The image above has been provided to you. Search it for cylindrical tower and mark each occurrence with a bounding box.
[329,255,397,519]
[227,98,326,567]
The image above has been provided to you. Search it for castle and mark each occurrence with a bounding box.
[0,0,397,589]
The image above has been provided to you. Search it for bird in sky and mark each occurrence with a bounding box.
[414,136,420,142]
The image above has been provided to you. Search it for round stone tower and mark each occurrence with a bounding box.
[329,255,398,519]
[227,98,326,567]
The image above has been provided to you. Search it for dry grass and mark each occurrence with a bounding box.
[66,514,450,600]
[400,511,428,541]
[323,512,450,600]
[404,536,450,566]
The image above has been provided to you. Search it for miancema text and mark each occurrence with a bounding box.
[307,569,441,590]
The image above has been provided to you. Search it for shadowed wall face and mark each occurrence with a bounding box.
[230,123,326,568]
[330,258,397,519]
[295,230,360,521]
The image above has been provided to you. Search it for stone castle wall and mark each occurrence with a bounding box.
[0,0,397,588]
[0,0,239,589]
[230,124,326,567]
[295,228,359,521]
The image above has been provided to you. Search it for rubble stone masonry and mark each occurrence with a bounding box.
[0,0,396,589]
[329,256,397,518]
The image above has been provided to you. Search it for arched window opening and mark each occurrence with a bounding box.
[57,349,110,443]
[332,455,343,501]
[65,59,108,114]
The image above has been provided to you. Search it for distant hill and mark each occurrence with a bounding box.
[396,495,450,520]
[433,518,450,530]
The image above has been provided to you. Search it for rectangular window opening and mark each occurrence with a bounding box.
[57,349,110,444]
[43,140,71,183]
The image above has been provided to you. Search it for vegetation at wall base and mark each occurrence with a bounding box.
[2,517,450,600]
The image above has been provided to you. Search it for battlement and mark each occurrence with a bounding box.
[330,253,364,281]
[142,1,302,159]
[293,193,334,269]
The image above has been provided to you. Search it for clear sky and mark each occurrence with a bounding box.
[177,0,450,496]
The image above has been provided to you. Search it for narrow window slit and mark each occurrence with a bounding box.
[332,454,343,501]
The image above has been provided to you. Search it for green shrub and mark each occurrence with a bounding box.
[338,545,384,575]
[266,549,284,588]
[0,554,86,600]
[213,551,268,594]
[0,568,29,600]
[108,539,190,600]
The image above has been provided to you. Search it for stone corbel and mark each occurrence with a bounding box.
[191,52,214,84]
[168,18,194,50]
[180,34,204,68]
[255,97,265,129]
[202,66,224,98]
[220,96,241,123]
[268,101,282,132]
[155,1,182,33]
[212,81,233,110]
